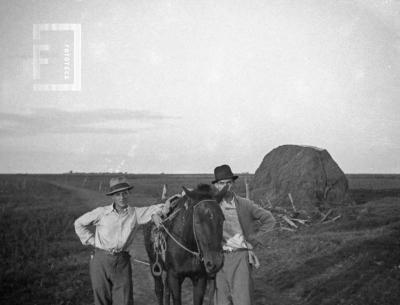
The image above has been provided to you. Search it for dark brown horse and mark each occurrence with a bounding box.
[144,184,226,305]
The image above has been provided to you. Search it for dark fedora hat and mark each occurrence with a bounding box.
[106,177,133,196]
[212,164,239,184]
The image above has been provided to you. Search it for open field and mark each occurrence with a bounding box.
[0,173,400,305]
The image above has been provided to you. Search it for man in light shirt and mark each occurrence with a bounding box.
[74,176,165,305]
[212,165,276,305]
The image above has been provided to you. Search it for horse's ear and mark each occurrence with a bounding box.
[214,185,228,203]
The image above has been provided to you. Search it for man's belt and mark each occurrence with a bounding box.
[222,248,261,268]
[222,248,249,254]
[95,248,129,256]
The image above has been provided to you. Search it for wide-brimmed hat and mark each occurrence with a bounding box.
[212,165,238,184]
[106,177,134,196]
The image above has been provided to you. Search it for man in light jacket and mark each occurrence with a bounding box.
[212,165,276,305]
[74,176,165,305]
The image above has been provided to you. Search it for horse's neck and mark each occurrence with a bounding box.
[171,204,197,250]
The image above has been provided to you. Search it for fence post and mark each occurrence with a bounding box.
[245,177,250,200]
[161,184,168,200]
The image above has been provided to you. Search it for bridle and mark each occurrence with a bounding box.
[159,199,217,262]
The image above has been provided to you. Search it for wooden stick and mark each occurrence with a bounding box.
[288,193,296,211]
[290,218,308,225]
[320,209,333,223]
[282,215,298,228]
[324,185,332,199]
[324,215,341,224]
[280,226,296,232]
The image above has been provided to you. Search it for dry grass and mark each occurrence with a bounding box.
[0,177,93,305]
[1,174,399,305]
[254,198,400,305]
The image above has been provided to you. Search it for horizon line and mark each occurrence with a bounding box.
[0,172,399,176]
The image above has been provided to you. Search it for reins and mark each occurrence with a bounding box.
[159,222,200,258]
[159,199,216,261]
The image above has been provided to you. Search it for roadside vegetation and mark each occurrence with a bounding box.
[256,197,400,305]
[0,176,92,305]
[0,174,399,305]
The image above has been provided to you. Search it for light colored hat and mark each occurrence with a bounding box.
[106,177,133,196]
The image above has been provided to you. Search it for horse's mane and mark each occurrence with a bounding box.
[164,183,226,221]
[165,184,214,218]
[185,184,214,201]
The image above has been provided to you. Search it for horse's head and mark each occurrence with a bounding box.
[182,184,225,275]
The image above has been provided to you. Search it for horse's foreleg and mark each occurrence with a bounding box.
[153,275,164,305]
[163,272,170,305]
[167,272,183,305]
[192,276,207,305]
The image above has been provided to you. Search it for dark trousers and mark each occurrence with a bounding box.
[90,250,133,305]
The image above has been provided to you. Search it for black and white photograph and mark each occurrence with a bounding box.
[1,1,400,304]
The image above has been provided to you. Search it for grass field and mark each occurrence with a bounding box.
[0,173,399,305]
[0,176,93,305]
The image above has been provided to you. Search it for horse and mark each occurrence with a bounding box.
[143,184,226,305]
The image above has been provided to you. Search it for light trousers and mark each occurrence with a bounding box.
[214,250,254,305]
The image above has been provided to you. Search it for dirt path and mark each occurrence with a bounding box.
[46,181,109,209]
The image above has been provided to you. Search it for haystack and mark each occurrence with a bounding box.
[251,145,352,213]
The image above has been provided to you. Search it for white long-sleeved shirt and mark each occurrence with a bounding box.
[220,197,250,251]
[74,203,163,252]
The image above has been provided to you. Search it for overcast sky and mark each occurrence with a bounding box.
[0,0,399,173]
